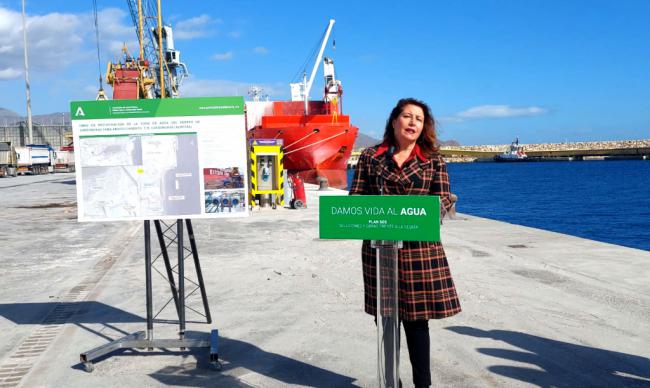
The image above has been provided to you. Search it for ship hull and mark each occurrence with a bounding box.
[248,101,358,189]
[493,156,531,162]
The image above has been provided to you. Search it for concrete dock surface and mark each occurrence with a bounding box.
[1,174,649,387]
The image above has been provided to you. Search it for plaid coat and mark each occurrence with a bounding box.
[349,145,461,321]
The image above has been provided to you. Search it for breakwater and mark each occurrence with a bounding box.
[349,140,650,166]
[444,139,650,153]
[441,139,650,162]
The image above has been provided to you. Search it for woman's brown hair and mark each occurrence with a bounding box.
[382,98,438,157]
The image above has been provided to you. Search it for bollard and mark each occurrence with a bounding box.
[317,176,329,191]
[447,193,458,219]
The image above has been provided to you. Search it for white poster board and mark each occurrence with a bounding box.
[70,97,248,222]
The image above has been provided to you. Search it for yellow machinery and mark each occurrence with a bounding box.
[249,139,284,209]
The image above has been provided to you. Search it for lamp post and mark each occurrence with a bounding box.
[21,0,33,145]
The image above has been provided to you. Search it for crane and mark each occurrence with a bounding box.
[106,0,188,99]
[289,20,342,115]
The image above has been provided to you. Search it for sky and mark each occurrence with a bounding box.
[0,0,648,145]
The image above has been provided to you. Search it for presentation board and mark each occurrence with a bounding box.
[70,97,248,222]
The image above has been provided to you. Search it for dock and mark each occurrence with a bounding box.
[1,174,649,387]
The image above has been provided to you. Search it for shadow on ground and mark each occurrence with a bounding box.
[447,326,650,387]
[70,331,358,387]
[0,301,143,325]
[144,335,359,387]
[0,301,144,343]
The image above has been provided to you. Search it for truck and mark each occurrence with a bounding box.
[54,145,75,173]
[16,144,56,175]
[0,142,18,177]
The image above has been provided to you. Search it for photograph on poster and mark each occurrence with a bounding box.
[203,166,244,190]
[205,190,246,213]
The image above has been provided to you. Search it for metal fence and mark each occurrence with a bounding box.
[0,122,71,148]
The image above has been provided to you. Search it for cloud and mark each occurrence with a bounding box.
[0,7,84,73]
[227,31,242,38]
[0,6,224,80]
[180,78,283,98]
[0,6,135,78]
[0,67,21,80]
[440,104,548,123]
[253,46,268,55]
[173,14,218,40]
[95,8,138,58]
[211,51,233,61]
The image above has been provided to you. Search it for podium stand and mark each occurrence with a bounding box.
[373,240,403,388]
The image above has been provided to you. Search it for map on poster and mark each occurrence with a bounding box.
[70,97,249,222]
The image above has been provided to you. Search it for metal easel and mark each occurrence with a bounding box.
[80,219,219,372]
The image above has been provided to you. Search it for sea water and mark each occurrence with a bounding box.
[347,160,650,251]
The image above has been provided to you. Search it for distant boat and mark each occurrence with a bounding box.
[494,137,530,162]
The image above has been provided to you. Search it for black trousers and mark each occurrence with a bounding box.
[381,319,431,387]
[403,320,431,387]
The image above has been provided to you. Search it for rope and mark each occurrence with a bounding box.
[291,24,329,83]
[284,129,319,149]
[284,129,349,156]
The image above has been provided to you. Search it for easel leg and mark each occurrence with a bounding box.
[185,219,212,323]
[177,220,185,343]
[145,220,153,346]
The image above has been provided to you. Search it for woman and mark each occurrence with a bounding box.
[349,98,461,387]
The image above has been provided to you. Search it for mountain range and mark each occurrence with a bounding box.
[0,108,69,125]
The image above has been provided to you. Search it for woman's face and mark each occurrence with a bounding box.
[392,104,424,148]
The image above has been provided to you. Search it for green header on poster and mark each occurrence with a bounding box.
[319,195,441,242]
[70,96,244,120]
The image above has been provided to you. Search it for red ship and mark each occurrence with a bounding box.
[246,20,358,189]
